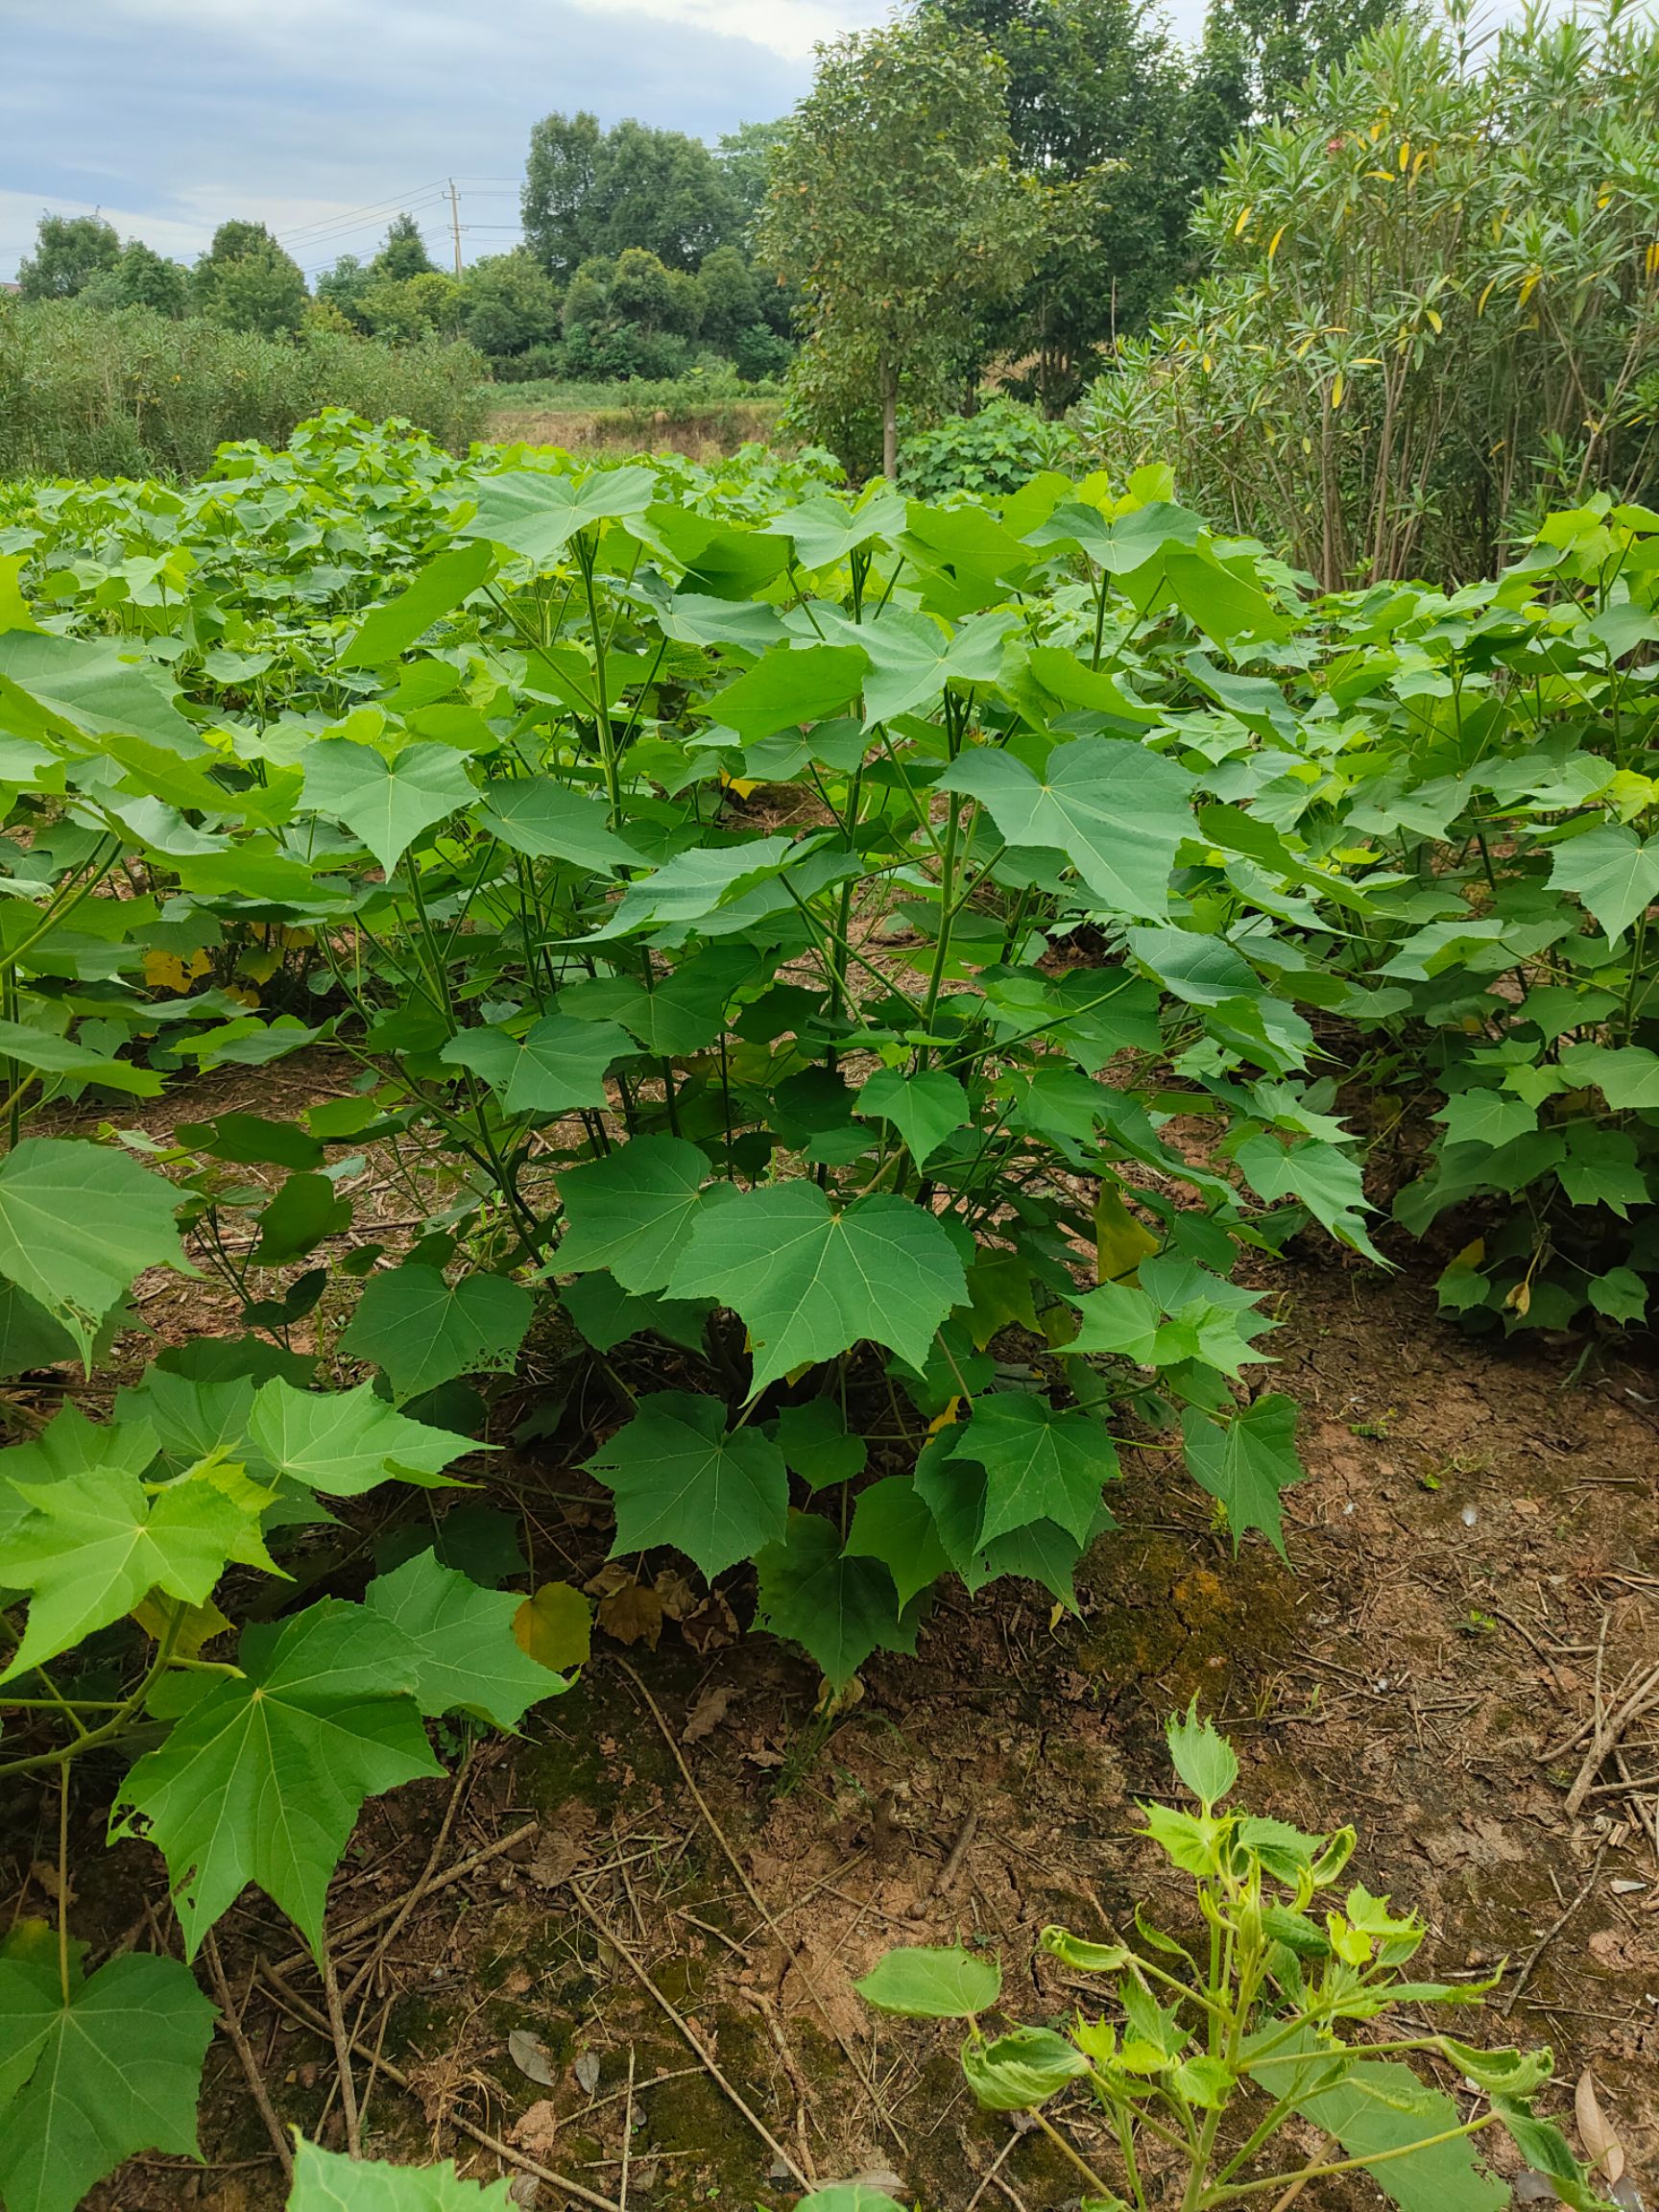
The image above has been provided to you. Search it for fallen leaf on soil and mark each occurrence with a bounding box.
[585,1560,635,1598]
[510,2100,560,2158]
[1575,2067,1625,2182]
[598,1580,664,1647]
[508,2029,557,2086]
[682,1588,738,1654]
[573,2048,602,2096]
[654,1567,698,1620]
[684,1684,734,1743]
[508,2177,541,2208]
[527,1830,590,1888]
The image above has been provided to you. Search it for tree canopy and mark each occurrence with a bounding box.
[17,215,120,301]
[522,112,743,277]
[757,12,1038,475]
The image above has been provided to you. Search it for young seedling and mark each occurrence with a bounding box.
[855,1705,1611,2212]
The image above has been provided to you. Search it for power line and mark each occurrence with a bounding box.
[276,182,449,247]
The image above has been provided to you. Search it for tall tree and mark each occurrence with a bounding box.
[86,240,190,317]
[373,212,437,282]
[16,214,120,301]
[522,112,740,279]
[716,120,789,232]
[757,12,1038,477]
[191,222,308,337]
[1200,0,1401,125]
[522,111,604,280]
[927,0,1201,411]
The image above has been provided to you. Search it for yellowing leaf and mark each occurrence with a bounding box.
[1425,308,1442,333]
[926,1395,962,1435]
[237,948,280,983]
[1234,204,1252,236]
[718,770,759,800]
[1330,373,1345,410]
[143,948,210,992]
[514,1581,591,1674]
[132,1593,233,1660]
[1095,1187,1158,1284]
[1267,225,1286,260]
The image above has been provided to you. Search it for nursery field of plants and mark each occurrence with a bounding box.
[0,409,1656,2212]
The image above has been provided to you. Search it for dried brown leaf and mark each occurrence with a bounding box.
[597,1580,663,1648]
[683,1683,734,1744]
[507,2028,557,2087]
[1575,2067,1624,2183]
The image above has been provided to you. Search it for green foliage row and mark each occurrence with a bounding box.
[0,302,485,480]
[1,412,1658,2199]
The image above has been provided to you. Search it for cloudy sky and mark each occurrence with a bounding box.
[1,0,1226,283]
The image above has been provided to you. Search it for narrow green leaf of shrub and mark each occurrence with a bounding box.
[112,1599,441,1959]
[1039,1926,1131,1973]
[0,1951,214,2212]
[854,1945,1001,2020]
[667,1184,967,1397]
[586,1390,788,1580]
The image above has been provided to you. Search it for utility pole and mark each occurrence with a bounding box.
[448,180,463,278]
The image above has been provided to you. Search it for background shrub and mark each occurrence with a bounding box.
[0,301,485,478]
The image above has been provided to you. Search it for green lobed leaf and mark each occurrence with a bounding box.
[1181,1393,1304,1556]
[112,1599,442,1958]
[0,1138,187,1363]
[854,1946,1001,2019]
[285,2138,518,2208]
[938,736,1195,918]
[362,1549,567,1729]
[442,1014,635,1117]
[553,1137,711,1293]
[0,1952,214,2212]
[338,1266,533,1400]
[246,1377,475,1496]
[946,1393,1119,1550]
[856,1067,971,1168]
[337,541,494,669]
[754,1511,910,1685]
[667,1184,967,1398]
[586,1389,789,1580]
[301,740,475,876]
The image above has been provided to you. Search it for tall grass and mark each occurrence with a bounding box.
[0,301,486,480]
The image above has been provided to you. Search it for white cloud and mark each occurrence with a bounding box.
[562,0,892,63]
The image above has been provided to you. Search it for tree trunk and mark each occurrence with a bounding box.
[880,352,898,481]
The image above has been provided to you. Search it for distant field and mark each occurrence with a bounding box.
[480,375,786,459]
